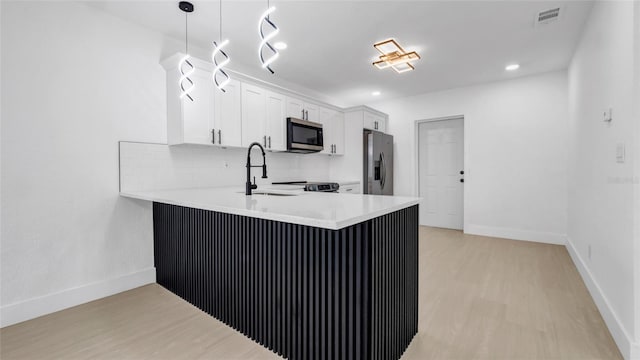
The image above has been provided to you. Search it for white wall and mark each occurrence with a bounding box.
[369,71,568,244]
[566,1,639,359]
[0,1,331,327]
[635,2,640,356]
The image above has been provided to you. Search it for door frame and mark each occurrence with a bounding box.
[414,115,467,230]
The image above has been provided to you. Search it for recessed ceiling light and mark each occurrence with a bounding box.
[274,41,287,50]
[372,91,381,96]
[505,63,520,71]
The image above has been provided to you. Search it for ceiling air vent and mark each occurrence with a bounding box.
[535,7,561,27]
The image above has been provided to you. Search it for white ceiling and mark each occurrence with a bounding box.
[88,0,593,107]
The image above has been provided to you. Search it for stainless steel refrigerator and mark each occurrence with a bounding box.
[363,130,394,195]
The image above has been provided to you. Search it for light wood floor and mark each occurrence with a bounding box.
[0,227,622,359]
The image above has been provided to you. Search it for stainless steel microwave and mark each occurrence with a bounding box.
[286,117,323,153]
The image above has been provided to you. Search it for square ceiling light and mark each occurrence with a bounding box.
[372,39,420,74]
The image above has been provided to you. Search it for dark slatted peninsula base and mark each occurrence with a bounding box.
[153,203,418,360]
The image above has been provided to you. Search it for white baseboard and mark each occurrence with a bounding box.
[464,224,566,245]
[565,238,635,360]
[0,268,156,328]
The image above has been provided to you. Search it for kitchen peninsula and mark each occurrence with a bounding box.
[121,187,420,360]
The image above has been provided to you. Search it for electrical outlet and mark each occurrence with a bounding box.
[588,244,592,260]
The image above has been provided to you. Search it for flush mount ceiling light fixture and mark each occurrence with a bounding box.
[258,0,280,74]
[178,1,195,101]
[372,38,420,74]
[212,0,230,92]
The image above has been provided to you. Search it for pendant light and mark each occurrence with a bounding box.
[212,0,231,92]
[258,0,279,74]
[178,1,195,101]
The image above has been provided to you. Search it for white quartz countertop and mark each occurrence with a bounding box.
[120,187,420,230]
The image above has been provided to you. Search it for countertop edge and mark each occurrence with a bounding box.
[120,190,420,230]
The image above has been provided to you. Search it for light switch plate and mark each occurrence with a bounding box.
[616,143,625,163]
[603,108,613,122]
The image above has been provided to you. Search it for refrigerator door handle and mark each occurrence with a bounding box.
[380,152,386,190]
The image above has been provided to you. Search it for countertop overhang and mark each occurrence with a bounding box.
[120,187,420,230]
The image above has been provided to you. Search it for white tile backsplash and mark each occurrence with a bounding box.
[119,142,332,192]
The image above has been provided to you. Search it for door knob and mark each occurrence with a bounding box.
[460,179,464,183]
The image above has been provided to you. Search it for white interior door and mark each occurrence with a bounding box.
[418,118,464,229]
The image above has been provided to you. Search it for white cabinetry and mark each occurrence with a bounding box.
[265,91,287,151]
[241,83,267,147]
[241,83,287,151]
[287,96,319,122]
[162,54,241,147]
[364,111,387,132]
[319,107,345,155]
[214,78,242,147]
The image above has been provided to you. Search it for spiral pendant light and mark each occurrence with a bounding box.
[178,1,195,101]
[258,0,279,74]
[212,0,231,92]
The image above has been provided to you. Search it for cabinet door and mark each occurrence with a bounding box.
[303,102,319,122]
[363,111,386,132]
[265,91,287,151]
[318,107,335,154]
[376,117,387,133]
[286,96,305,119]
[214,78,242,147]
[332,111,345,155]
[241,83,266,147]
[181,68,215,145]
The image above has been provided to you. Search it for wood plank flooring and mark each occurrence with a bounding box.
[0,227,622,359]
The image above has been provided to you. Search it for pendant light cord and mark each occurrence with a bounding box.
[185,12,188,53]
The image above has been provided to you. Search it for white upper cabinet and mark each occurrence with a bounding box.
[213,78,242,147]
[167,67,215,145]
[286,96,319,122]
[265,91,287,151]
[163,55,241,147]
[241,83,267,147]
[241,83,287,151]
[332,112,345,155]
[286,97,304,120]
[319,107,345,155]
[364,111,387,133]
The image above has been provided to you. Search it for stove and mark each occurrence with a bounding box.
[272,181,340,193]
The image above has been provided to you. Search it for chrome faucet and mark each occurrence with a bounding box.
[246,142,268,195]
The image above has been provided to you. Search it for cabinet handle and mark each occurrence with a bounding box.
[301,109,305,119]
[334,144,337,153]
[218,130,221,144]
[305,110,309,120]
[211,129,216,144]
[268,136,271,148]
[263,135,267,147]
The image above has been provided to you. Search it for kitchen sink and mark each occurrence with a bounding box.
[236,191,298,196]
